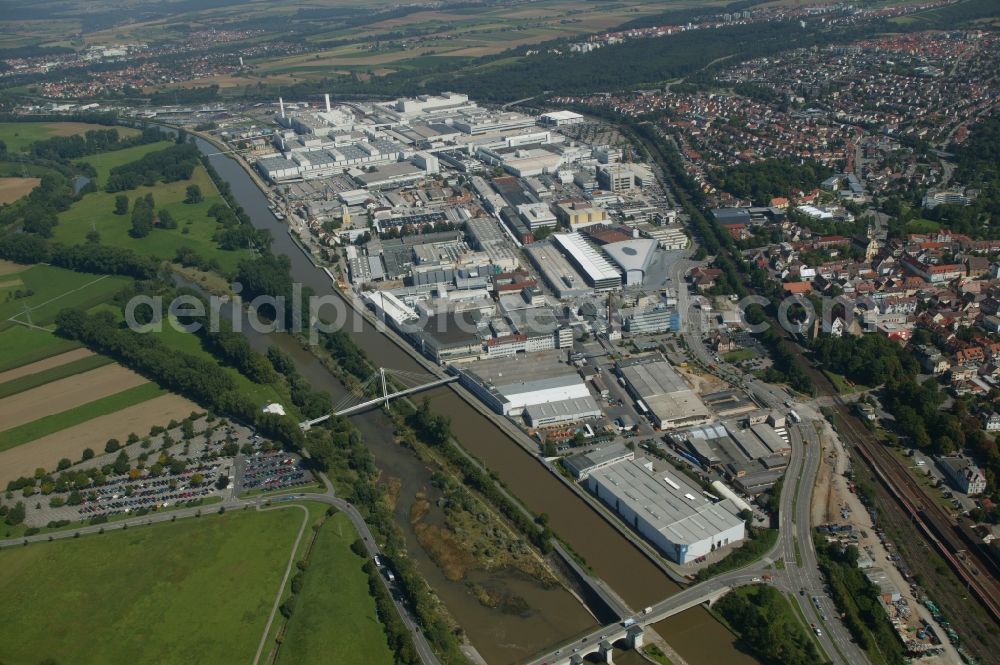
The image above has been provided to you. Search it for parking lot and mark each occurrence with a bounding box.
[76,463,225,519]
[18,416,301,528]
[236,450,312,494]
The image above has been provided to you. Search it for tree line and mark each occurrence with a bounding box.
[815,538,907,665]
[0,233,160,279]
[358,553,422,664]
[304,419,469,663]
[52,295,304,451]
[403,398,554,553]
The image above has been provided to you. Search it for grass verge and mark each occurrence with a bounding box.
[694,528,778,582]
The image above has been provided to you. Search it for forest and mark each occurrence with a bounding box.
[29,126,166,161]
[811,334,919,389]
[244,18,881,103]
[104,143,201,192]
[710,159,834,205]
[922,114,1000,238]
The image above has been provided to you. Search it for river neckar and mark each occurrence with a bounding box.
[193,136,759,665]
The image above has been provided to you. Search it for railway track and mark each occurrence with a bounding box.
[775,334,1000,625]
[824,393,1000,624]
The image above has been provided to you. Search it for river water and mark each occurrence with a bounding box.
[194,138,757,665]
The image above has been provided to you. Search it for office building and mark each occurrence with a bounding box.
[623,307,678,334]
[555,201,609,230]
[598,164,634,192]
[517,202,558,230]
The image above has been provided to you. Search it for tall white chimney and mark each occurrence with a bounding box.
[324,93,331,113]
[279,97,285,118]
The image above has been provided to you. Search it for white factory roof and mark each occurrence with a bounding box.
[362,290,418,326]
[602,239,658,272]
[541,110,584,122]
[553,232,621,282]
[796,205,835,220]
[339,189,371,206]
[591,459,745,546]
[619,356,689,395]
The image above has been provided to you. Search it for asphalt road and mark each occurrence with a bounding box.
[669,258,871,665]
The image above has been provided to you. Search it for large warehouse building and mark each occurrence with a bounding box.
[552,232,622,291]
[617,355,712,430]
[457,352,591,417]
[587,457,746,564]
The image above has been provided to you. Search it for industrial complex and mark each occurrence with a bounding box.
[240,91,789,571]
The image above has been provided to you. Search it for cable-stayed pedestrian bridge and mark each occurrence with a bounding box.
[300,367,456,428]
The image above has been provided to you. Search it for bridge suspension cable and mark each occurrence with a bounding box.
[303,367,456,429]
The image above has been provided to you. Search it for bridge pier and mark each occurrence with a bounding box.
[599,640,614,663]
[626,626,645,649]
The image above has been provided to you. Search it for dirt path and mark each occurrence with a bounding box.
[0,393,198,486]
[0,364,148,430]
[0,348,95,385]
[811,421,842,526]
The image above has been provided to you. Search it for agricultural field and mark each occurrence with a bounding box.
[275,511,395,665]
[0,363,147,431]
[0,176,40,204]
[0,392,198,488]
[0,121,139,153]
[0,347,95,384]
[0,352,108,398]
[0,263,131,333]
[258,0,658,79]
[0,325,82,373]
[0,382,166,452]
[0,263,200,469]
[0,508,302,665]
[55,142,254,275]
